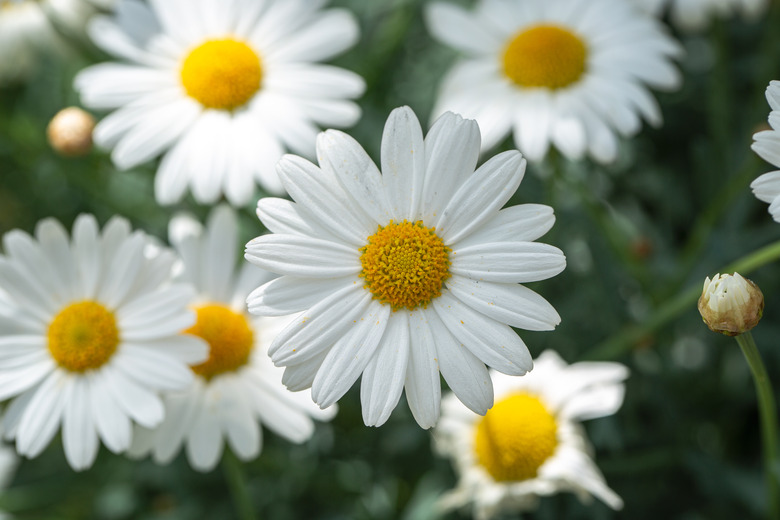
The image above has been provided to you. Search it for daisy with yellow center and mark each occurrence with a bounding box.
[245,107,566,428]
[434,350,628,519]
[425,0,682,164]
[0,215,207,471]
[75,0,365,206]
[129,206,335,472]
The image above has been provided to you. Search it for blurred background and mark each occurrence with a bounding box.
[2,0,780,518]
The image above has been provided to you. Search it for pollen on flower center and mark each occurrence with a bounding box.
[359,220,451,311]
[502,24,587,90]
[474,393,558,482]
[47,301,120,372]
[180,38,262,110]
[185,304,254,380]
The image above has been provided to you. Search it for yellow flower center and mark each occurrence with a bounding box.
[47,301,120,372]
[502,25,587,90]
[185,304,254,380]
[180,38,263,110]
[474,393,558,482]
[359,220,451,311]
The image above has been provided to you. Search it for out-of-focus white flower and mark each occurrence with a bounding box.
[433,350,628,520]
[751,81,780,223]
[0,0,96,84]
[130,206,336,471]
[245,106,566,428]
[632,0,768,31]
[425,0,682,164]
[75,0,365,206]
[698,273,764,336]
[0,215,208,471]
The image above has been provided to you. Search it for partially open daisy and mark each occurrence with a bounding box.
[433,350,628,519]
[245,106,566,428]
[633,0,768,30]
[0,215,207,471]
[75,0,365,206]
[751,81,780,222]
[425,0,682,164]
[129,206,336,472]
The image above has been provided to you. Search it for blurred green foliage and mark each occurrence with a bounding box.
[2,0,780,519]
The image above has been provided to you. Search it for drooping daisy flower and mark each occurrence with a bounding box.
[129,206,336,472]
[433,350,628,520]
[751,81,780,222]
[75,0,365,206]
[425,0,682,164]
[632,0,768,31]
[245,106,566,428]
[0,215,207,471]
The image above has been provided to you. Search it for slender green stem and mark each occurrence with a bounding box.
[585,238,780,360]
[222,450,258,520]
[735,331,780,520]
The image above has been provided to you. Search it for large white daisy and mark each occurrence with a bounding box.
[0,215,207,471]
[75,0,365,206]
[633,0,768,30]
[245,106,566,428]
[751,81,780,223]
[129,206,336,471]
[425,0,682,164]
[433,350,628,520]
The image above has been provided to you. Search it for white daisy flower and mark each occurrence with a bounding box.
[425,0,682,164]
[0,428,17,520]
[129,206,336,472]
[751,81,780,223]
[245,106,566,428]
[74,0,365,206]
[0,215,208,471]
[433,350,628,520]
[632,0,768,31]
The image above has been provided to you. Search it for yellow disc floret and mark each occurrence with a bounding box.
[180,38,262,110]
[185,304,254,380]
[503,25,587,90]
[359,220,451,311]
[475,393,558,482]
[48,301,120,372]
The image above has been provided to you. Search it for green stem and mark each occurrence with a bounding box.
[222,450,258,520]
[735,331,780,520]
[585,238,780,360]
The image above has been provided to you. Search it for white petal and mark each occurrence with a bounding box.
[247,276,354,316]
[381,106,426,221]
[89,371,131,454]
[404,311,441,429]
[244,234,361,278]
[454,204,555,248]
[451,241,566,283]
[63,377,100,471]
[360,312,410,427]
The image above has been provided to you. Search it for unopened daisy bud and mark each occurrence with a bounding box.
[46,106,95,157]
[698,273,764,336]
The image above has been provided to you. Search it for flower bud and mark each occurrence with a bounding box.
[46,107,95,157]
[698,273,764,336]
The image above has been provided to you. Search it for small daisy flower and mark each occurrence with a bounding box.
[425,0,682,164]
[245,106,566,428]
[751,81,780,222]
[633,0,768,31]
[0,215,207,471]
[129,206,336,472]
[75,0,365,206]
[433,350,628,520]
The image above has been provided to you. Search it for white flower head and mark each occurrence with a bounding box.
[751,81,780,222]
[425,0,682,164]
[245,106,566,429]
[0,215,208,471]
[129,205,336,472]
[75,0,365,206]
[433,350,628,520]
[632,0,768,31]
[698,272,764,336]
